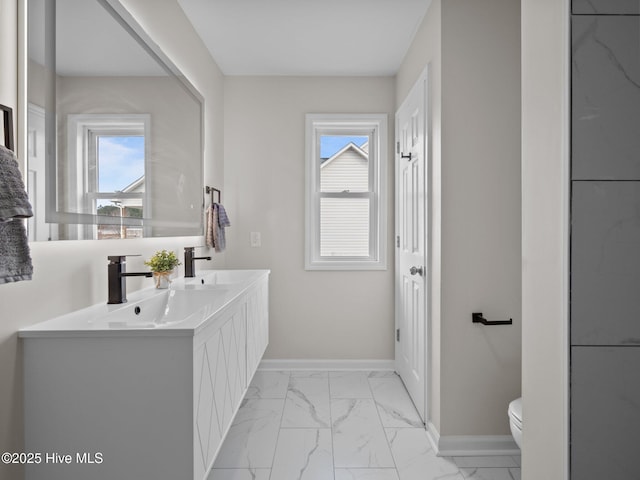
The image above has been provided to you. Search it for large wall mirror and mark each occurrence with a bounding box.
[25,0,204,241]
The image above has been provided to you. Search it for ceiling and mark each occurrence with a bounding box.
[29,0,165,76]
[177,0,432,76]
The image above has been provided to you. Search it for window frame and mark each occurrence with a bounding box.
[305,113,388,270]
[67,113,150,239]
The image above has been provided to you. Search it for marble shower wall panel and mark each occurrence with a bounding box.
[572,0,640,14]
[572,15,640,179]
[571,181,640,345]
[571,346,640,479]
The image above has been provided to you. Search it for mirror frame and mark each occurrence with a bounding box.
[18,0,205,236]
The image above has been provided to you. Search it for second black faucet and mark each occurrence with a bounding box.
[184,247,211,277]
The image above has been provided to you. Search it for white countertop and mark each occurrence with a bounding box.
[19,269,269,338]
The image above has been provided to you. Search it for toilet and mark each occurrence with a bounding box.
[508,397,522,449]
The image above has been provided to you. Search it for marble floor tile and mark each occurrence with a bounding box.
[335,468,401,480]
[459,467,521,480]
[213,398,285,469]
[368,376,423,428]
[386,428,464,480]
[271,428,333,480]
[332,398,395,468]
[290,371,329,378]
[452,456,519,468]
[207,468,271,480]
[211,372,521,480]
[245,371,290,398]
[330,371,373,398]
[282,376,331,428]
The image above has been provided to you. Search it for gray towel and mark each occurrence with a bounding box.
[205,204,215,248]
[0,145,33,221]
[205,203,231,252]
[215,204,231,252]
[0,145,33,284]
[0,220,33,284]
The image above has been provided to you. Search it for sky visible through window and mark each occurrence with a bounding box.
[98,135,145,192]
[320,135,368,159]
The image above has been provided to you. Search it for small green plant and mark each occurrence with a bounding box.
[144,249,181,272]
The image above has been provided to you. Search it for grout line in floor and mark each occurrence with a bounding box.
[368,371,403,478]
[267,371,290,480]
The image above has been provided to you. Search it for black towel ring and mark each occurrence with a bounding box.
[205,186,221,204]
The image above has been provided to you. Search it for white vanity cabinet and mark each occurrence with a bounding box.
[246,275,270,377]
[21,270,269,480]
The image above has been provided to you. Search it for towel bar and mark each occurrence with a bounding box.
[472,312,512,326]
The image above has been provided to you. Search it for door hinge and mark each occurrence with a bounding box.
[396,141,400,154]
[396,328,400,342]
[396,236,400,248]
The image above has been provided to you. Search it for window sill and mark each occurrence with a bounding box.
[305,260,387,271]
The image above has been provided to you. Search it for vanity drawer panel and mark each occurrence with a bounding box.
[571,346,640,479]
[572,15,640,180]
[571,181,640,345]
[572,0,640,14]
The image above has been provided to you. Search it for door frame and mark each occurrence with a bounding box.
[394,65,431,426]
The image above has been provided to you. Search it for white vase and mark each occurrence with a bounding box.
[153,271,173,289]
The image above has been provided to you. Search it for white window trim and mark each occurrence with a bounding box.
[305,113,388,271]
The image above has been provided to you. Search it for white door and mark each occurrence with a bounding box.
[27,104,55,242]
[395,71,428,422]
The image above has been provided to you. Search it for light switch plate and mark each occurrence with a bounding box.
[250,232,261,247]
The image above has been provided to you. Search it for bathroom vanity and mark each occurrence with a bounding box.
[19,270,269,480]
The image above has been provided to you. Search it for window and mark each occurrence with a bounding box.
[305,114,388,270]
[67,114,149,239]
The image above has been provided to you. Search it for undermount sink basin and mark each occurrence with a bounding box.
[89,289,218,329]
[90,289,217,329]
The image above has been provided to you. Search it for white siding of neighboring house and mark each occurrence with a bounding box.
[320,144,369,192]
[319,144,370,257]
[121,176,145,210]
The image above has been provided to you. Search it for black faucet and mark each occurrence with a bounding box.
[184,247,212,277]
[107,255,153,304]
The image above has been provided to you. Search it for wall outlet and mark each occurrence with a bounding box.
[250,232,261,247]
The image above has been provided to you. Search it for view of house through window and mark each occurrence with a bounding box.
[93,134,145,239]
[319,135,370,257]
[305,113,387,270]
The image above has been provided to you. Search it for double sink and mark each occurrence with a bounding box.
[20,270,267,335]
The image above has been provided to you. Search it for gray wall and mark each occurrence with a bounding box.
[223,76,396,361]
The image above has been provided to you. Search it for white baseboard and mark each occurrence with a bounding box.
[427,421,520,457]
[259,358,396,371]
